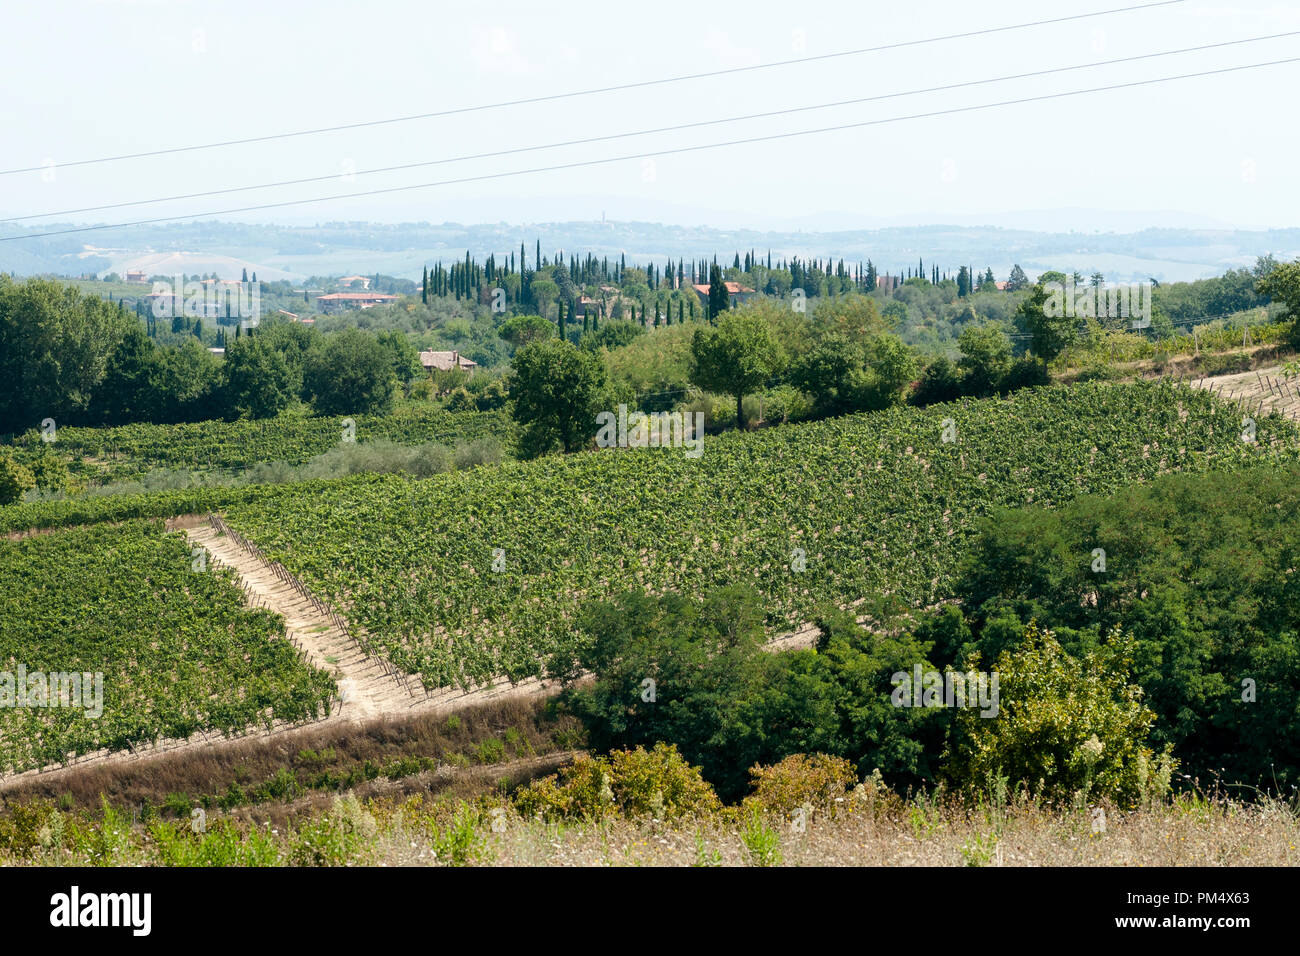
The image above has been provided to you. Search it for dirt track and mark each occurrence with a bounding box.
[0,514,819,789]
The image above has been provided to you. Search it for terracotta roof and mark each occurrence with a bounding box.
[691,281,754,295]
[419,349,477,371]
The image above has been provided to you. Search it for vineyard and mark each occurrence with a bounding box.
[216,380,1300,691]
[2,404,514,486]
[0,520,336,773]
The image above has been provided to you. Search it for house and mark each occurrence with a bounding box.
[691,281,756,309]
[338,275,372,290]
[207,347,226,357]
[575,295,600,317]
[419,349,477,377]
[277,309,299,320]
[314,292,399,313]
[124,269,149,284]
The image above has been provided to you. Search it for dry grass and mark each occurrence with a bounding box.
[412,801,1300,867]
[0,696,579,818]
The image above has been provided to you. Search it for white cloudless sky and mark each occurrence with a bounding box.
[2,0,1298,232]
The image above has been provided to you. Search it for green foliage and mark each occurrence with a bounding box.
[740,807,783,866]
[1255,259,1300,344]
[1016,283,1078,362]
[288,795,376,866]
[957,322,1013,396]
[508,338,607,456]
[0,453,35,506]
[955,464,1300,790]
[303,327,399,415]
[0,520,335,771]
[223,337,300,419]
[497,314,554,348]
[689,312,785,427]
[211,382,1299,693]
[514,743,720,820]
[0,276,136,430]
[945,624,1171,808]
[1,404,513,490]
[744,753,859,815]
[579,319,644,352]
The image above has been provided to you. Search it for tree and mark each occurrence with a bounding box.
[957,322,1013,396]
[945,624,1168,807]
[689,312,785,428]
[0,276,134,429]
[498,314,554,348]
[303,327,398,415]
[578,319,644,352]
[1006,264,1030,291]
[508,338,607,456]
[530,278,559,318]
[1256,259,1300,344]
[223,337,299,419]
[706,263,730,321]
[95,325,161,425]
[1016,282,1077,363]
[374,329,421,386]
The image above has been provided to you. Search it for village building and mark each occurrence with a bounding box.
[690,281,756,309]
[314,292,399,313]
[419,349,477,377]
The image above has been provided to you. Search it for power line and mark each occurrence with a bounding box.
[8,29,1294,226]
[0,0,1185,177]
[5,54,1296,244]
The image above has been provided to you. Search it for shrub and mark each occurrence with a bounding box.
[740,807,783,867]
[745,754,859,815]
[288,795,376,866]
[445,386,477,412]
[944,624,1173,808]
[513,744,720,821]
[0,454,35,506]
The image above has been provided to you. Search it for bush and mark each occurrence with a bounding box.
[944,624,1173,808]
[445,386,477,411]
[0,454,35,505]
[1199,351,1253,376]
[999,356,1051,392]
[513,744,720,821]
[288,795,376,866]
[911,357,964,407]
[745,754,859,815]
[453,437,504,470]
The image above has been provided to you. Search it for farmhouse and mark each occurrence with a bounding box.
[691,281,756,309]
[314,292,399,313]
[419,349,477,377]
[338,275,372,289]
[123,269,149,284]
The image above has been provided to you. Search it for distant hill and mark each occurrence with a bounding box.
[3,219,1297,283]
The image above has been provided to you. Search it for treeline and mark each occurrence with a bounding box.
[0,278,422,433]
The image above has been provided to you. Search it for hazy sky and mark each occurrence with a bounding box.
[2,0,1298,234]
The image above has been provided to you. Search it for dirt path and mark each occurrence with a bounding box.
[1,515,819,788]
[1190,364,1300,421]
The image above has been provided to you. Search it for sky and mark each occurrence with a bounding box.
[1,0,1299,235]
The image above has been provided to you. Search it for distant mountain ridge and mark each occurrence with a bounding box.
[3,219,1297,284]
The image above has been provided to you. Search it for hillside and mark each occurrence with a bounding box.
[212,381,1299,689]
